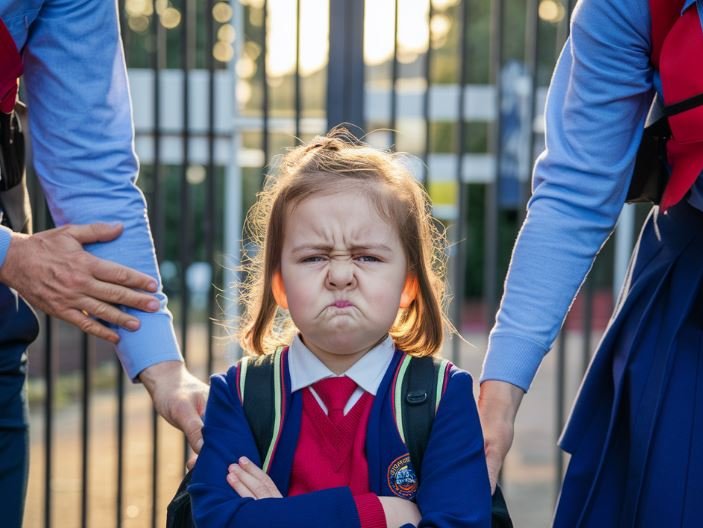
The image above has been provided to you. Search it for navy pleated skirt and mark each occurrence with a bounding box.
[554,200,703,528]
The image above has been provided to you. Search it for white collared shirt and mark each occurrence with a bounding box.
[288,334,395,416]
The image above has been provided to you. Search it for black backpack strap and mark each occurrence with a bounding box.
[394,355,449,482]
[166,350,285,528]
[664,92,703,117]
[239,348,285,472]
[397,355,514,528]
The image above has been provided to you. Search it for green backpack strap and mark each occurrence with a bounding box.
[393,355,450,482]
[238,347,285,473]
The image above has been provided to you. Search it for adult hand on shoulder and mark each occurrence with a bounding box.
[227,456,283,499]
[477,380,524,493]
[0,223,161,344]
[140,361,209,453]
[379,496,421,527]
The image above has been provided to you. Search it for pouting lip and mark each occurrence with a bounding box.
[329,300,354,308]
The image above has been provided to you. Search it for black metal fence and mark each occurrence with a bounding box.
[23,1,646,526]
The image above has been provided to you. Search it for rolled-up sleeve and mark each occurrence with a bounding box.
[20,0,181,378]
[481,0,653,390]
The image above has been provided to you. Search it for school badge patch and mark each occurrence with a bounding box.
[387,454,418,499]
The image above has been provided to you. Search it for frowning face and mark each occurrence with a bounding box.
[277,188,410,372]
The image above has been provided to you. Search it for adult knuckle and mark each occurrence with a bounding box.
[105,286,126,303]
[92,303,109,318]
[78,318,95,334]
[112,267,130,285]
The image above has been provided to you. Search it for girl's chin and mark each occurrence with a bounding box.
[305,334,376,357]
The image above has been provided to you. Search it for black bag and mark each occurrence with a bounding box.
[167,355,513,528]
[626,92,703,204]
[0,102,31,233]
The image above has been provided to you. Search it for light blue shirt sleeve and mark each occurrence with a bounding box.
[1,0,182,379]
[481,0,655,391]
[0,226,10,266]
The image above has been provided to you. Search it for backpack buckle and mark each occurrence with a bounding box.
[406,390,428,405]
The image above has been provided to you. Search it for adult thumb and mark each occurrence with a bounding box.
[66,223,124,244]
[184,415,205,454]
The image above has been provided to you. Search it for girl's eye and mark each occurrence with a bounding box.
[301,255,326,263]
[356,255,381,263]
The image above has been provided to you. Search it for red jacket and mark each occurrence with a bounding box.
[651,0,703,210]
[0,18,22,113]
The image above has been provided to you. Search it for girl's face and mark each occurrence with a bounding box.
[277,188,410,373]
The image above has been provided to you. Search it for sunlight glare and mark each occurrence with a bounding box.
[267,0,329,78]
[364,0,430,66]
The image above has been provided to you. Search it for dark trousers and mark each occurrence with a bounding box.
[0,284,39,528]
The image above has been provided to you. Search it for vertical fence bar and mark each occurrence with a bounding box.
[115,359,125,528]
[80,334,93,528]
[151,6,166,246]
[261,0,270,178]
[327,0,365,131]
[389,0,399,148]
[294,0,302,141]
[43,316,55,528]
[484,0,504,329]
[150,408,159,528]
[224,0,245,361]
[422,0,434,188]
[206,0,216,377]
[179,0,195,469]
[451,0,470,364]
[119,0,131,55]
[521,0,540,218]
[149,4,166,526]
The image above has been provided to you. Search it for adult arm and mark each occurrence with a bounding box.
[189,368,368,528]
[414,368,491,527]
[0,223,161,344]
[479,0,653,486]
[12,0,207,448]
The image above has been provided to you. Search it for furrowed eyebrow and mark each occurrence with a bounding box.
[291,243,393,254]
[291,244,334,255]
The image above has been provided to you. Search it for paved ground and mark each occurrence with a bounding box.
[22,325,604,528]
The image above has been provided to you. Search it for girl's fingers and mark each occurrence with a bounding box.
[227,470,256,498]
[229,459,282,499]
[230,465,274,499]
[238,457,283,498]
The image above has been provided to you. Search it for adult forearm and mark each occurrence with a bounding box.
[477,380,524,493]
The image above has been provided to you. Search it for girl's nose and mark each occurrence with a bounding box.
[326,259,355,289]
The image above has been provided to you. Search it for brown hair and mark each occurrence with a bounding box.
[239,127,450,357]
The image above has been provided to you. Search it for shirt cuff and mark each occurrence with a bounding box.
[480,333,548,392]
[115,310,182,381]
[354,493,387,528]
[0,226,11,268]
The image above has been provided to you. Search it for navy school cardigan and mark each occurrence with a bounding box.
[188,349,492,527]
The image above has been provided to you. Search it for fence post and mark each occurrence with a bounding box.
[327,0,365,131]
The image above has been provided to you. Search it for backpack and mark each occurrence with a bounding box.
[166,351,513,528]
[626,0,703,204]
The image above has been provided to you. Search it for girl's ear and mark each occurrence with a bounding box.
[272,271,289,309]
[399,274,419,309]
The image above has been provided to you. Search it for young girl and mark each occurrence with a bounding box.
[189,130,491,527]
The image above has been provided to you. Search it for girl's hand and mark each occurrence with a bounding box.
[226,457,283,499]
[378,496,421,527]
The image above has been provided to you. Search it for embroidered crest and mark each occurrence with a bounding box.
[387,454,418,499]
